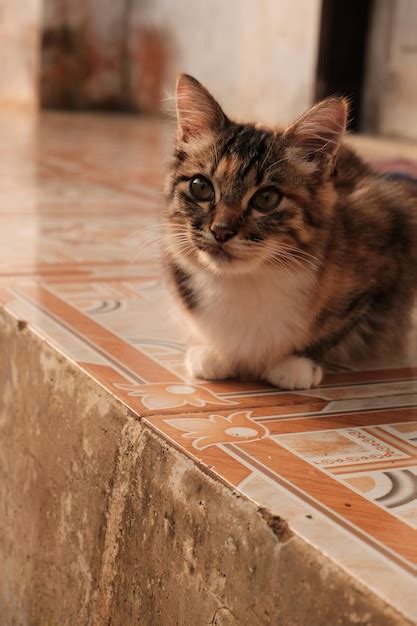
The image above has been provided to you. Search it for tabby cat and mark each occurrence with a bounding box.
[163,74,416,390]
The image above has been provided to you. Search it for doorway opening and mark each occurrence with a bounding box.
[315,0,374,131]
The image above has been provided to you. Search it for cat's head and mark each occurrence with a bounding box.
[165,74,348,275]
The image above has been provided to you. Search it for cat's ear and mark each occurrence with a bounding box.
[176,74,228,141]
[285,97,348,159]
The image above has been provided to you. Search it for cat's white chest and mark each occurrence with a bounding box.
[187,268,312,371]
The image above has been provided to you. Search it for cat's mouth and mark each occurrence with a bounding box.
[201,243,234,262]
[194,239,267,274]
[195,241,260,274]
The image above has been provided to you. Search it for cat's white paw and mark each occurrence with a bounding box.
[185,346,232,381]
[266,356,323,390]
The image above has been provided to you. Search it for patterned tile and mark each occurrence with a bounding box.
[1,113,416,622]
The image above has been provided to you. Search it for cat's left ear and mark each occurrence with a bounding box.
[176,74,228,141]
[284,97,348,160]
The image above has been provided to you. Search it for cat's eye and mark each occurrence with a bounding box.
[251,187,282,211]
[189,176,214,202]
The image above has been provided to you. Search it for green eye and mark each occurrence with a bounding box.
[189,176,214,202]
[251,187,282,211]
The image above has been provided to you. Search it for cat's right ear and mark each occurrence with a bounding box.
[176,74,228,141]
[284,97,348,160]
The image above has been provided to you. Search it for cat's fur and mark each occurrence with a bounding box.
[163,74,417,389]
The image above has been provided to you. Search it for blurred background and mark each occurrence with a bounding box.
[1,0,417,138]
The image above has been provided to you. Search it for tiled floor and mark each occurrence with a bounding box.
[1,112,417,621]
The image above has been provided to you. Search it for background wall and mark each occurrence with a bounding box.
[41,0,129,109]
[0,0,42,109]
[131,0,323,124]
[40,0,322,125]
[1,0,417,139]
[363,0,417,140]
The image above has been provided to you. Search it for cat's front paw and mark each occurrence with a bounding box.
[266,356,323,390]
[185,346,232,381]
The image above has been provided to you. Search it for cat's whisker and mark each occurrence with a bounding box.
[124,221,184,241]
[260,240,320,273]
[278,255,317,273]
[270,251,319,273]
[123,227,161,243]
[211,139,219,168]
[259,139,275,172]
[273,249,320,269]
[264,151,306,172]
[265,256,298,281]
[280,250,320,270]
[262,240,321,267]
[129,231,191,262]
[167,237,196,259]
[267,254,313,280]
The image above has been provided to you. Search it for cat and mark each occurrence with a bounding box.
[163,74,417,390]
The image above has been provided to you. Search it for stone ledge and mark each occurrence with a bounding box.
[0,308,412,626]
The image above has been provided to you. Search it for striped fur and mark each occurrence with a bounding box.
[163,75,417,389]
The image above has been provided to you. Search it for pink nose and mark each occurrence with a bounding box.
[210,223,237,243]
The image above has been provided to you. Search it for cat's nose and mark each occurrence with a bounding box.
[210,222,237,243]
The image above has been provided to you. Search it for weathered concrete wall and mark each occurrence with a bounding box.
[103,428,412,626]
[0,309,412,626]
[0,0,42,109]
[0,313,128,625]
[132,0,323,124]
[363,0,417,140]
[40,0,130,109]
[40,0,321,123]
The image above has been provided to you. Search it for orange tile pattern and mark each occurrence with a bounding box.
[1,113,417,621]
